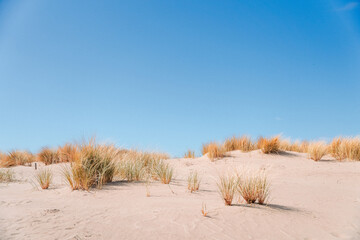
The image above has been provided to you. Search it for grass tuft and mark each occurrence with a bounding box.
[154,160,173,184]
[38,147,59,165]
[258,136,280,154]
[202,142,225,161]
[237,170,270,204]
[330,137,360,161]
[184,150,195,158]
[217,173,237,206]
[0,169,15,182]
[201,202,208,217]
[35,168,53,189]
[2,151,35,167]
[224,136,255,152]
[61,140,118,190]
[187,170,200,192]
[307,141,327,161]
[58,143,80,163]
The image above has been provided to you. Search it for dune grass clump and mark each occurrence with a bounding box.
[224,136,255,152]
[117,157,145,181]
[115,151,169,182]
[0,169,15,182]
[217,174,237,206]
[237,136,256,152]
[38,147,60,165]
[187,171,200,192]
[0,152,7,167]
[299,141,309,153]
[238,171,270,204]
[35,169,53,189]
[330,137,360,161]
[308,141,327,161]
[202,142,225,161]
[224,136,240,152]
[280,139,300,152]
[201,143,210,155]
[62,165,84,190]
[329,138,342,160]
[184,150,195,158]
[62,140,119,190]
[154,160,173,184]
[258,136,280,154]
[279,139,291,151]
[35,168,53,189]
[340,138,360,161]
[58,143,80,163]
[279,139,309,153]
[2,151,34,167]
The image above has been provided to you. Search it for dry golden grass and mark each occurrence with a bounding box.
[0,169,15,182]
[0,152,7,167]
[62,140,119,190]
[153,152,170,160]
[187,171,200,192]
[62,165,83,190]
[224,136,255,152]
[330,137,360,161]
[237,174,257,204]
[2,151,34,167]
[154,160,173,184]
[237,170,270,204]
[115,150,172,184]
[38,147,59,165]
[341,138,360,161]
[258,136,280,154]
[329,138,342,160]
[308,141,327,161]
[58,143,80,163]
[117,158,145,181]
[279,139,308,153]
[279,139,291,151]
[202,142,225,161]
[217,173,237,206]
[201,143,210,155]
[34,168,53,189]
[223,136,239,152]
[184,150,195,158]
[299,141,309,153]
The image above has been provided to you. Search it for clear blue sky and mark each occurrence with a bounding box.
[0,0,359,156]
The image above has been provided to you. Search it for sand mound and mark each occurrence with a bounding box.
[1,151,360,239]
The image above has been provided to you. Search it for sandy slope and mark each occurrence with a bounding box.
[1,150,360,240]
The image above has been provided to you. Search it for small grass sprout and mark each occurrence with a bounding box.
[201,202,208,217]
[187,170,200,192]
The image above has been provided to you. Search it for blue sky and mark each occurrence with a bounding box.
[0,0,359,156]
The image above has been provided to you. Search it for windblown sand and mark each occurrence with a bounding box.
[1,150,360,240]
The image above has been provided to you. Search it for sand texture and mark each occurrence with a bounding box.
[1,150,360,240]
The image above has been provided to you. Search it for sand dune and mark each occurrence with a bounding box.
[1,150,360,240]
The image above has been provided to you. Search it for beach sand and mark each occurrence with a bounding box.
[1,150,360,240]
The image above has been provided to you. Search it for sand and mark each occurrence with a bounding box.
[1,150,360,240]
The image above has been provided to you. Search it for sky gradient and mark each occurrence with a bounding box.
[0,0,359,156]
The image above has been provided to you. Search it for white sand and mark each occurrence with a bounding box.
[1,150,360,240]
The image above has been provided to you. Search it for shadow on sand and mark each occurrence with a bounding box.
[232,203,301,212]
